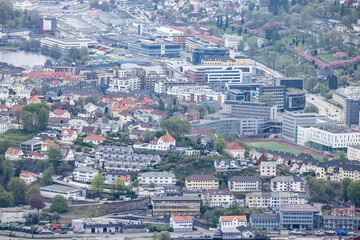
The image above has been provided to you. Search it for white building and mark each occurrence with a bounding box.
[282,112,319,142]
[60,129,78,142]
[108,77,141,92]
[260,161,277,177]
[347,145,360,161]
[40,184,84,199]
[170,216,193,232]
[201,189,235,208]
[0,208,29,223]
[138,171,176,187]
[297,125,360,150]
[134,133,176,151]
[271,176,306,192]
[0,120,10,134]
[19,172,37,184]
[246,191,307,209]
[228,176,261,192]
[41,37,97,53]
[0,88,9,100]
[219,216,247,230]
[72,167,99,182]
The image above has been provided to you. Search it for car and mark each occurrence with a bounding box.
[110,232,115,235]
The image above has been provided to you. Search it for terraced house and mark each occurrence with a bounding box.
[315,160,360,182]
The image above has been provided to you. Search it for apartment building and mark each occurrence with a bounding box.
[108,77,141,92]
[151,196,201,217]
[282,112,318,142]
[332,201,355,217]
[228,176,261,192]
[138,172,176,187]
[279,204,320,230]
[72,167,98,182]
[315,160,360,182]
[170,216,193,232]
[223,100,277,120]
[201,189,235,208]
[260,161,277,177]
[185,174,219,191]
[271,176,306,192]
[246,191,307,209]
[347,144,360,161]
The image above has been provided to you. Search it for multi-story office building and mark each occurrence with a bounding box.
[223,100,277,120]
[297,124,360,151]
[192,47,229,65]
[323,216,360,231]
[228,176,262,192]
[347,144,360,161]
[200,55,250,66]
[138,172,176,187]
[201,189,235,208]
[185,37,214,52]
[166,86,225,105]
[41,37,96,53]
[185,174,219,191]
[246,191,307,209]
[282,112,319,142]
[38,17,56,35]
[128,40,180,58]
[260,161,277,176]
[274,78,303,90]
[333,87,360,126]
[284,88,306,111]
[279,204,320,230]
[271,176,306,192]
[151,196,201,217]
[315,160,360,182]
[249,214,280,230]
[108,77,141,92]
[258,86,285,112]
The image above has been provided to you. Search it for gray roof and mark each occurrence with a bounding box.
[141,172,175,178]
[21,138,43,145]
[40,184,80,192]
[279,204,319,212]
[74,167,98,173]
[229,176,261,182]
[251,213,280,221]
[271,176,304,183]
[151,196,201,201]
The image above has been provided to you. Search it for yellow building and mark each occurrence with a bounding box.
[315,160,360,182]
[118,111,133,124]
[185,174,219,191]
[225,143,245,159]
[151,196,201,217]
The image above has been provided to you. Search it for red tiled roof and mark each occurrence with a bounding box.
[28,96,41,102]
[61,129,76,137]
[20,172,36,177]
[0,104,7,109]
[84,135,106,141]
[160,133,175,143]
[42,139,57,147]
[220,216,247,222]
[226,143,244,151]
[53,109,67,115]
[172,216,192,222]
[5,147,21,155]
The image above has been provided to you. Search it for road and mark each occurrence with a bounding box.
[306,93,344,122]
[249,59,285,78]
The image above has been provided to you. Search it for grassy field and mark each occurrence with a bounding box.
[319,53,338,63]
[0,130,35,143]
[247,141,322,160]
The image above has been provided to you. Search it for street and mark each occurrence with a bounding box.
[306,93,344,123]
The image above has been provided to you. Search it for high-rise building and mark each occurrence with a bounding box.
[38,17,56,35]
[258,86,285,112]
[282,112,318,142]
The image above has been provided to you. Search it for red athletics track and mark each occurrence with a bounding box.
[236,139,325,158]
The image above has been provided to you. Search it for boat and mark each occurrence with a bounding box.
[315,231,325,236]
[325,230,336,235]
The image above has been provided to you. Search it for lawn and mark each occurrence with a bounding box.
[318,53,338,63]
[0,130,35,143]
[247,141,322,160]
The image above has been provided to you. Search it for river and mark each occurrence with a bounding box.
[0,50,55,67]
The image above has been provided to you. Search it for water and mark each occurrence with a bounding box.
[0,50,55,67]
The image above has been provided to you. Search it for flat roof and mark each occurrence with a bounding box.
[40,184,81,192]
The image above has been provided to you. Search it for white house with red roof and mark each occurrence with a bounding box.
[170,216,193,232]
[5,147,24,160]
[27,96,41,104]
[41,139,57,151]
[219,215,247,230]
[83,135,107,145]
[50,109,71,119]
[19,172,37,184]
[225,143,245,159]
[60,129,78,142]
[134,133,176,151]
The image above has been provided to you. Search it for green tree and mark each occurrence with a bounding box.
[193,105,207,119]
[7,177,28,205]
[79,46,89,61]
[142,129,156,143]
[347,181,360,206]
[0,0,15,25]
[27,185,40,199]
[66,47,80,62]
[285,64,298,77]
[249,2,255,11]
[259,93,275,105]
[253,227,268,239]
[2,158,14,186]
[158,99,165,111]
[90,173,105,197]
[342,178,352,202]
[338,153,350,164]
[306,76,317,92]
[214,138,227,153]
[50,195,68,213]
[154,231,171,240]
[42,166,54,186]
[47,146,62,170]
[21,103,50,133]
[49,45,61,59]
[304,104,319,113]
[160,117,192,139]
[111,178,125,199]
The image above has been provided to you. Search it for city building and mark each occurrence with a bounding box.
[151,196,201,217]
[279,204,320,230]
[40,184,85,199]
[108,77,141,92]
[138,172,176,187]
[223,100,277,120]
[274,78,303,90]
[185,174,219,191]
[128,40,180,57]
[201,189,235,208]
[38,16,56,35]
[219,216,247,230]
[258,86,285,112]
[134,132,176,151]
[166,85,225,105]
[315,160,360,182]
[20,139,42,152]
[347,145,360,161]
[284,88,306,111]
[0,207,29,223]
[225,143,245,159]
[228,176,261,192]
[249,213,280,230]
[192,47,229,65]
[72,167,99,182]
[282,112,319,142]
[332,201,355,217]
[260,161,277,177]
[246,191,307,209]
[170,216,193,232]
[19,172,37,184]
[41,37,96,53]
[105,170,131,186]
[333,87,360,126]
[323,215,360,231]
[297,124,360,151]
[271,176,306,192]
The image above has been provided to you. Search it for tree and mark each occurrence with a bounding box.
[347,181,360,206]
[50,195,68,213]
[285,64,298,77]
[0,0,15,25]
[306,76,317,91]
[66,47,80,62]
[160,117,192,139]
[101,2,109,11]
[90,173,105,197]
[338,153,349,164]
[342,178,352,202]
[328,74,338,90]
[266,51,278,69]
[21,103,50,133]
[79,46,89,61]
[7,178,28,205]
[214,138,227,153]
[249,2,255,11]
[193,104,207,118]
[42,166,54,186]
[28,193,45,211]
[27,185,40,199]
[2,158,14,186]
[47,146,62,170]
[111,179,125,199]
[0,191,13,207]
[49,45,61,59]
[154,231,171,240]
[204,210,214,221]
[259,93,275,105]
[304,104,319,113]
[253,227,268,239]
[158,98,165,110]
[142,129,156,143]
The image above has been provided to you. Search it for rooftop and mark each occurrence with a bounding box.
[279,204,319,212]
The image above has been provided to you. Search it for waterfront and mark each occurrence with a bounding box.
[0,50,53,67]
